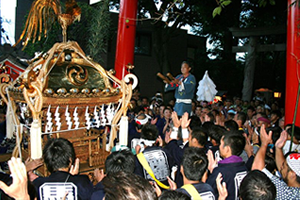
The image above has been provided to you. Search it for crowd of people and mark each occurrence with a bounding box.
[0,61,299,199]
[0,88,298,199]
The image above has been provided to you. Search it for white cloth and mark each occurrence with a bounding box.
[176,99,192,104]
[182,128,189,139]
[282,140,300,155]
[196,70,218,102]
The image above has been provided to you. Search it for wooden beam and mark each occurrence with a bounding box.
[257,43,286,52]
[232,43,286,53]
[232,46,248,53]
[229,26,286,37]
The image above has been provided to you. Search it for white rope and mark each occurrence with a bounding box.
[6,87,22,159]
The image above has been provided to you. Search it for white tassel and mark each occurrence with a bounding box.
[119,116,128,146]
[30,119,42,159]
[6,104,14,139]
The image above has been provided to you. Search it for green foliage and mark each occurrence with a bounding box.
[23,21,61,57]
[21,2,110,60]
[87,0,111,64]
[68,2,96,50]
[258,0,276,7]
[212,0,232,18]
[212,7,222,18]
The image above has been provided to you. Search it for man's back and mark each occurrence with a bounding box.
[33,171,93,200]
[134,146,174,186]
[207,159,247,200]
[177,182,216,199]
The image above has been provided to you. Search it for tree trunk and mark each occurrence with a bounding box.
[242,36,257,101]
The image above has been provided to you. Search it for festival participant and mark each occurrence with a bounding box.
[134,124,175,189]
[234,111,247,131]
[206,124,226,162]
[252,124,300,199]
[175,147,216,199]
[239,170,276,200]
[246,106,256,124]
[224,120,238,131]
[165,61,196,117]
[102,171,157,200]
[206,131,247,200]
[91,149,135,200]
[31,138,93,200]
[200,107,210,124]
[128,113,150,149]
[282,125,300,154]
[155,107,172,139]
[0,157,35,200]
[158,190,190,200]
[194,105,202,119]
[164,111,191,187]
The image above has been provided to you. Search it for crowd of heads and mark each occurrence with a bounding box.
[0,88,300,200]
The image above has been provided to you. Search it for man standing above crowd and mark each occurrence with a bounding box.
[165,61,196,117]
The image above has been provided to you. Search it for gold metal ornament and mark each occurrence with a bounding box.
[81,88,90,94]
[70,88,79,94]
[57,88,67,95]
[66,64,88,86]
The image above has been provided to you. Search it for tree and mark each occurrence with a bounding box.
[22,1,111,61]
[191,0,286,100]
[87,0,112,64]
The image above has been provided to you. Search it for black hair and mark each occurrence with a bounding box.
[43,138,75,173]
[270,110,282,118]
[265,152,277,174]
[182,147,208,181]
[163,107,172,114]
[105,150,135,175]
[223,131,245,156]
[239,170,276,200]
[266,126,282,144]
[287,125,300,140]
[202,121,214,133]
[141,124,158,140]
[141,96,149,101]
[256,112,268,119]
[212,109,220,116]
[182,60,191,68]
[208,125,226,145]
[224,120,238,131]
[237,112,247,125]
[247,106,255,112]
[130,98,137,104]
[158,190,190,200]
[206,112,215,123]
[103,171,157,200]
[189,116,202,130]
[227,113,235,119]
[191,127,208,146]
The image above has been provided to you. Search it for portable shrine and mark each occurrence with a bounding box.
[0,0,137,175]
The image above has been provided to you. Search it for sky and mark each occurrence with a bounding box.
[0,0,100,45]
[1,0,16,44]
[1,0,242,59]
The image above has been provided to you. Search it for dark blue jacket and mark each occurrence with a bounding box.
[206,160,247,200]
[33,171,93,200]
[177,182,216,199]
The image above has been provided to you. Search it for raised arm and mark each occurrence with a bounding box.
[170,111,181,140]
[252,124,272,170]
[275,130,288,171]
[181,112,191,143]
